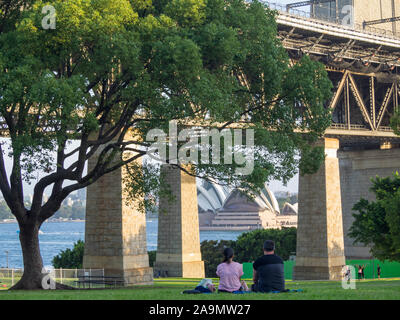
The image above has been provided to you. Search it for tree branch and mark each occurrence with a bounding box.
[0,143,11,201]
[38,144,146,222]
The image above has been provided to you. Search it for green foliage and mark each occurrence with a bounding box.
[148,250,157,267]
[0,200,12,219]
[390,112,400,135]
[164,0,206,26]
[349,173,400,262]
[0,0,333,209]
[233,227,297,263]
[52,240,84,269]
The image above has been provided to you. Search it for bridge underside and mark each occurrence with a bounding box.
[278,10,400,279]
[279,14,400,145]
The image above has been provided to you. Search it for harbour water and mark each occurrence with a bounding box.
[0,220,245,269]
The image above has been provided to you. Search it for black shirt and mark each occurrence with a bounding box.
[253,254,285,292]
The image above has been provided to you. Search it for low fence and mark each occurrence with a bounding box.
[0,268,23,289]
[242,259,400,280]
[0,268,105,289]
[346,259,400,279]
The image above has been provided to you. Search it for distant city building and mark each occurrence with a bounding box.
[197,181,297,230]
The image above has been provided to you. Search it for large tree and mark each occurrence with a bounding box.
[0,0,332,289]
[349,173,400,262]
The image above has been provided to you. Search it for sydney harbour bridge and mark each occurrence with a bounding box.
[2,0,400,283]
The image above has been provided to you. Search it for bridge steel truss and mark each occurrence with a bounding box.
[277,11,400,148]
[327,70,399,132]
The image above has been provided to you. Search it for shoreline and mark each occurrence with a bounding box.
[0,219,85,224]
[200,226,258,231]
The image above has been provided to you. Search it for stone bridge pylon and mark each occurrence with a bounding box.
[293,138,346,280]
[83,150,153,285]
[154,165,205,278]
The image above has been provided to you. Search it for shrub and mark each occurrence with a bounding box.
[52,240,84,269]
[148,250,157,267]
[233,228,297,263]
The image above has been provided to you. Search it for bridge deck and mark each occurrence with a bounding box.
[277,10,400,48]
[266,1,400,42]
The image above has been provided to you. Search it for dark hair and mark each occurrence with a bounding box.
[223,247,234,263]
[263,240,275,252]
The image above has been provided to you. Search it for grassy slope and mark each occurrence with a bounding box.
[0,278,399,300]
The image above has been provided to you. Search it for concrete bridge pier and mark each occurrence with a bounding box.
[83,148,153,285]
[293,138,346,280]
[154,165,205,278]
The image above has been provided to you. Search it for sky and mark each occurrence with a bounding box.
[0,0,304,197]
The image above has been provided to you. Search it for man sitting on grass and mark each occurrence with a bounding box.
[252,240,285,293]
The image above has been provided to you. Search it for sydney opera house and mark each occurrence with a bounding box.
[197,181,297,231]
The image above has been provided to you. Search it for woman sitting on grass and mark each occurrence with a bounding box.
[216,248,248,293]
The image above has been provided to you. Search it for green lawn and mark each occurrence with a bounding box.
[0,278,399,300]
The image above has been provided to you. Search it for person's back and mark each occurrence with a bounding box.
[216,248,244,293]
[252,240,285,292]
[216,261,243,292]
[253,254,284,292]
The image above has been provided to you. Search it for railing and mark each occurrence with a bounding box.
[330,123,368,130]
[377,126,394,132]
[261,1,400,40]
[330,123,394,132]
[0,268,106,289]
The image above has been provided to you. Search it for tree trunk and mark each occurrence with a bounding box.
[10,219,75,290]
[10,222,45,290]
